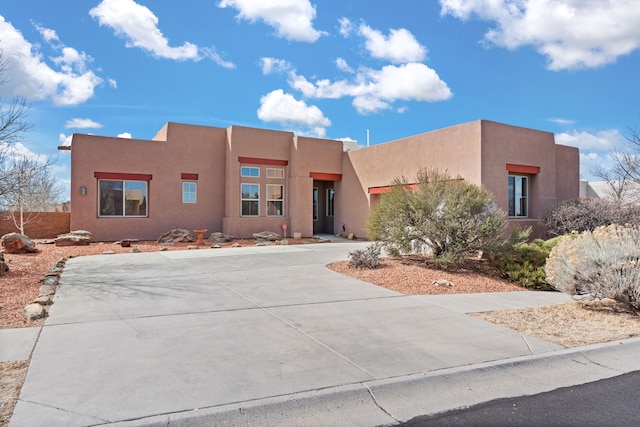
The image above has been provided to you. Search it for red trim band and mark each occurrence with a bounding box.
[369,183,419,194]
[506,164,540,174]
[181,173,199,180]
[310,172,342,181]
[94,172,153,181]
[238,156,288,166]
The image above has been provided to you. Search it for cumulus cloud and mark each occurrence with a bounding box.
[90,0,235,67]
[0,16,103,105]
[358,24,427,64]
[118,132,132,139]
[257,89,331,137]
[335,57,354,73]
[440,0,640,70]
[555,129,626,151]
[549,117,575,125]
[218,0,325,42]
[59,133,73,147]
[338,17,354,37]
[289,63,452,114]
[65,118,103,129]
[260,57,293,75]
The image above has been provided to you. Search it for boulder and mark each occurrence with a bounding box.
[157,229,196,244]
[24,304,46,321]
[1,233,39,254]
[0,253,8,276]
[208,232,234,243]
[55,231,92,247]
[253,231,281,241]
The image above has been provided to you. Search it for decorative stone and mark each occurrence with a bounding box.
[157,229,196,244]
[103,250,115,255]
[433,279,455,287]
[24,304,46,320]
[348,233,355,240]
[1,233,39,254]
[131,247,141,253]
[55,231,92,246]
[187,245,199,250]
[253,231,281,241]
[33,295,53,306]
[211,244,222,249]
[0,253,8,276]
[39,285,56,296]
[208,232,234,243]
[40,276,59,286]
[159,247,168,251]
[231,243,242,247]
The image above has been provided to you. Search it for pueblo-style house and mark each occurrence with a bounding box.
[62,120,579,241]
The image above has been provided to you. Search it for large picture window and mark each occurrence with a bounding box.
[99,180,148,217]
[267,184,284,216]
[241,183,259,216]
[508,175,528,217]
[182,182,196,203]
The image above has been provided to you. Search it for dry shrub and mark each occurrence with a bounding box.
[545,225,640,310]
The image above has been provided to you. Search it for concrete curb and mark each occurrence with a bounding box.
[103,337,640,426]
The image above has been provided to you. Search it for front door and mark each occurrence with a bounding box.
[312,181,334,235]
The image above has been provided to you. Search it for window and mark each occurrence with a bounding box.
[313,187,318,221]
[326,188,334,216]
[241,167,259,177]
[267,184,284,216]
[241,183,259,216]
[182,182,196,203]
[508,175,528,217]
[99,180,148,217]
[266,168,284,178]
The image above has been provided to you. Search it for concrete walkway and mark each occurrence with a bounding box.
[9,241,640,426]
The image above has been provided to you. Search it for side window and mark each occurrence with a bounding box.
[508,175,528,217]
[241,183,259,216]
[267,184,284,216]
[182,182,196,203]
[313,187,318,221]
[99,180,148,217]
[326,188,334,216]
[266,168,284,178]
[241,167,259,177]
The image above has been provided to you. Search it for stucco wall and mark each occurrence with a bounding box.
[70,123,227,241]
[0,212,70,239]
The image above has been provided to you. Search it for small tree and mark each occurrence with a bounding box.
[367,168,509,266]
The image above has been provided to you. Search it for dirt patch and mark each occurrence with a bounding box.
[0,361,28,427]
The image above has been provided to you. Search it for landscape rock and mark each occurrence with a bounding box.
[157,229,196,244]
[253,231,281,241]
[55,231,92,246]
[208,232,234,243]
[103,250,115,255]
[40,276,59,286]
[1,233,39,254]
[0,253,8,276]
[39,285,56,296]
[433,279,455,287]
[24,304,46,320]
[33,295,53,305]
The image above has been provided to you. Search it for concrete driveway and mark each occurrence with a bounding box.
[10,241,640,426]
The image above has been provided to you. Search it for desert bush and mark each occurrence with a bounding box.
[349,243,382,269]
[489,237,560,290]
[545,224,640,310]
[543,198,640,237]
[367,168,507,268]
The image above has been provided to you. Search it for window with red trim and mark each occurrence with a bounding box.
[98,179,148,217]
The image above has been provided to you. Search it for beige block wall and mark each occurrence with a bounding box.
[70,123,227,241]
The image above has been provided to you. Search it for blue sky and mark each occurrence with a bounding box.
[1,0,639,201]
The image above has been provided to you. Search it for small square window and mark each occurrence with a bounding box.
[241,167,259,177]
[182,182,196,203]
[266,168,284,179]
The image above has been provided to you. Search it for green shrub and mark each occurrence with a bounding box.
[349,243,382,269]
[489,238,560,290]
[545,225,640,310]
[367,168,507,268]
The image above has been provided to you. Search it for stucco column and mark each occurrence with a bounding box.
[289,176,313,237]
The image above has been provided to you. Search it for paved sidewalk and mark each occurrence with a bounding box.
[10,241,640,426]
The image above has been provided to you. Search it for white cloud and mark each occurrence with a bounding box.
[108,78,117,89]
[260,57,293,75]
[90,0,235,67]
[549,117,575,125]
[440,0,640,70]
[59,133,72,146]
[338,17,353,38]
[555,129,626,151]
[218,0,325,42]
[65,118,103,129]
[335,57,354,73]
[0,16,103,105]
[257,89,331,137]
[289,63,452,114]
[118,132,132,139]
[358,24,427,64]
